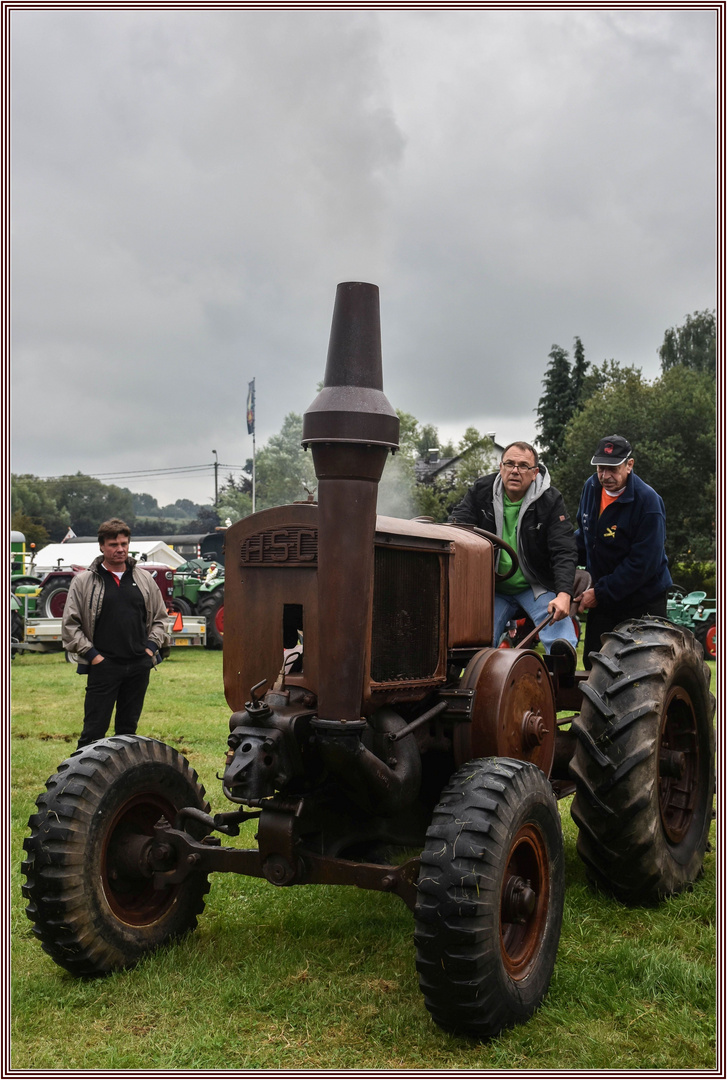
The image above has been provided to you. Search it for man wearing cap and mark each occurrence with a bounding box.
[449,440,579,662]
[574,434,672,667]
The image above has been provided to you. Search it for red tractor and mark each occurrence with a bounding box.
[22,284,715,1041]
[34,561,177,619]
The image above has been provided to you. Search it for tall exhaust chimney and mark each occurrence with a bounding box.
[301,282,399,723]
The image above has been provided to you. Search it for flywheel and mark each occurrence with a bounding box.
[453,648,555,777]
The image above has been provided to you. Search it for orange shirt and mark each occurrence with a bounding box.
[599,486,624,515]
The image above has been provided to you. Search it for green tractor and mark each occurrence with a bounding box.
[10,530,43,592]
[667,587,716,661]
[170,556,225,649]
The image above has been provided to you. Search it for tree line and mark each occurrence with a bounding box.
[13,309,715,584]
[11,474,218,548]
[11,415,496,547]
[535,309,715,586]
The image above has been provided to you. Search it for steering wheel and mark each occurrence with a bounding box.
[473,527,520,582]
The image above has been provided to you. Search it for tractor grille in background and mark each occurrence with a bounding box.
[371,548,441,682]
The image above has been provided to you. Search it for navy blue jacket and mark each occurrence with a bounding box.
[575,471,672,609]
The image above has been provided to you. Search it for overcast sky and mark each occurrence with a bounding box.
[10,7,716,508]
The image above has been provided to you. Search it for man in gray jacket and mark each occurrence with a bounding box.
[62,518,169,748]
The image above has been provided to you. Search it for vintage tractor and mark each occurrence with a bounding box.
[667,587,717,661]
[170,556,225,649]
[22,283,715,1041]
[33,560,177,619]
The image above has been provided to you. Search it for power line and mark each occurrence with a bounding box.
[33,463,248,483]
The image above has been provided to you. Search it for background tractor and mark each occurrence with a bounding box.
[170,556,225,649]
[22,283,715,1042]
[32,560,177,619]
[667,586,716,660]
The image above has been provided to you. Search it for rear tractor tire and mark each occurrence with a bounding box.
[22,736,211,976]
[695,616,716,662]
[570,617,715,903]
[414,758,564,1040]
[199,591,224,650]
[36,576,73,619]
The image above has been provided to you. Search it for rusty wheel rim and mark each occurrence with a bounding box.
[658,685,699,845]
[101,793,178,925]
[500,822,550,979]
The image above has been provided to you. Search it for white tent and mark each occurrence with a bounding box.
[32,541,185,574]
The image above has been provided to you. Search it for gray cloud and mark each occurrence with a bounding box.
[10,8,715,505]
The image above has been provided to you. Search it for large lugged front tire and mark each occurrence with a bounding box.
[22,736,211,976]
[570,618,715,903]
[414,758,564,1040]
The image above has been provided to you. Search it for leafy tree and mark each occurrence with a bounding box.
[11,474,71,541]
[44,474,136,538]
[11,510,49,550]
[217,473,253,525]
[187,506,221,533]
[132,492,160,516]
[158,503,192,520]
[553,366,715,562]
[174,497,202,517]
[254,413,317,510]
[395,410,424,460]
[409,427,497,522]
[658,309,716,376]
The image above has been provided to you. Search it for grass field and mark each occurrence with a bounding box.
[10,647,717,1071]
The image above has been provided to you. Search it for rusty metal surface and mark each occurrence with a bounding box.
[150,823,420,911]
[301,282,399,451]
[302,282,399,724]
[223,503,320,713]
[454,647,556,776]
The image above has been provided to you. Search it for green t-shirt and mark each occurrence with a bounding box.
[496,495,529,595]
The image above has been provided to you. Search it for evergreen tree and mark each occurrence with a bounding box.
[535,344,574,470]
[570,336,589,409]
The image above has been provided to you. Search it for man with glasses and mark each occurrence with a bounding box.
[449,441,579,662]
[574,434,672,668]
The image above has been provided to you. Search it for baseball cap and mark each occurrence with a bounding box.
[591,434,633,466]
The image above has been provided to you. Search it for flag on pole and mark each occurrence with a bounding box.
[61,527,77,544]
[246,379,255,435]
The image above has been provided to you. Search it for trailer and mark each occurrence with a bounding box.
[14,614,207,654]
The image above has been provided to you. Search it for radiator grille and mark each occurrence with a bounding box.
[371,548,441,682]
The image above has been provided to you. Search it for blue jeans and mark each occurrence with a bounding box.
[494,589,578,652]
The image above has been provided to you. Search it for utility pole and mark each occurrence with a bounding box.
[246,378,256,514]
[212,449,218,506]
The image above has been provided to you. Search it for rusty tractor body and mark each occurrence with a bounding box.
[23,283,715,1041]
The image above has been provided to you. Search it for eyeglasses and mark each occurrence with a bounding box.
[501,461,537,473]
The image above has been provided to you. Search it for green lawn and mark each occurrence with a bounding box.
[10,648,716,1070]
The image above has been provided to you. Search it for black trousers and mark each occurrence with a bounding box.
[583,592,668,669]
[78,657,152,747]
